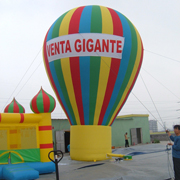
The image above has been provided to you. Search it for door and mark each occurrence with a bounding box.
[55,131,65,152]
[64,131,70,153]
[130,128,138,145]
[136,128,142,144]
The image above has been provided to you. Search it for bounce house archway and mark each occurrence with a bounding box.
[0,151,24,164]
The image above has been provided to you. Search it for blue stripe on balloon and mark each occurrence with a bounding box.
[46,19,73,124]
[79,56,90,125]
[102,11,132,125]
[78,6,92,125]
[46,19,58,41]
[79,6,92,32]
[49,61,74,125]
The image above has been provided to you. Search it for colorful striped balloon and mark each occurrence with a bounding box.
[4,98,25,113]
[30,87,56,113]
[43,5,143,126]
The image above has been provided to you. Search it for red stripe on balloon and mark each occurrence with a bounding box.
[98,9,123,125]
[5,100,12,113]
[110,39,144,126]
[68,6,85,34]
[68,7,85,125]
[69,57,85,125]
[44,90,56,112]
[43,31,71,124]
[107,8,123,36]
[31,91,40,113]
[4,105,9,113]
[42,89,50,112]
[98,59,120,125]
[20,113,24,123]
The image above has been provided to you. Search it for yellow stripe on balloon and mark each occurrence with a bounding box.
[100,6,114,34]
[93,6,113,125]
[61,58,80,125]
[108,27,142,126]
[93,57,111,125]
[59,9,81,125]
[59,8,77,36]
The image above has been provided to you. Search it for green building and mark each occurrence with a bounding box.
[51,114,150,152]
[111,114,150,147]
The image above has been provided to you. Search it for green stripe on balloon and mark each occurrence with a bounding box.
[30,101,33,112]
[53,60,76,125]
[50,11,76,124]
[30,92,39,113]
[17,101,24,113]
[30,87,56,113]
[90,5,102,33]
[15,100,24,113]
[8,101,14,112]
[89,57,101,125]
[89,6,102,125]
[105,18,138,125]
[52,11,69,38]
[37,89,44,113]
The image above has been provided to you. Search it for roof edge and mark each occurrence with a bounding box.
[116,114,149,119]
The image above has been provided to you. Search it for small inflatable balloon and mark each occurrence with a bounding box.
[4,98,25,113]
[30,87,56,113]
[43,5,143,126]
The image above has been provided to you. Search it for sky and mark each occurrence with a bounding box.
[0,0,180,131]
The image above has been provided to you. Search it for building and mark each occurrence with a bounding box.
[51,114,151,152]
[149,120,158,132]
[111,114,150,147]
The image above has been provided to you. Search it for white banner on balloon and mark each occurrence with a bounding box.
[46,33,125,62]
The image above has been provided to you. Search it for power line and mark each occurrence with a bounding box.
[140,74,166,129]
[131,92,165,129]
[140,73,173,178]
[144,49,180,63]
[142,68,180,99]
[1,47,42,112]
[15,61,43,97]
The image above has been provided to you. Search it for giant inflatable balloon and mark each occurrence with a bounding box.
[43,5,143,161]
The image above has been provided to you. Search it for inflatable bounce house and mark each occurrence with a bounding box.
[0,88,56,180]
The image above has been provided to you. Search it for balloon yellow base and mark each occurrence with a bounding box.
[70,125,112,161]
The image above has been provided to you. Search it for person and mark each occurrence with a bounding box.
[166,125,180,180]
[124,132,129,148]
